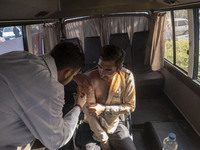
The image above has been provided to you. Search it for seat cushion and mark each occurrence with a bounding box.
[135,71,164,86]
[134,71,164,99]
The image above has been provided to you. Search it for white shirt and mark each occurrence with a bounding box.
[0,51,81,150]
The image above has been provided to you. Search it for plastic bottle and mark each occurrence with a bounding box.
[162,133,178,150]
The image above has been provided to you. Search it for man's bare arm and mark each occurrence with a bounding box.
[73,73,92,94]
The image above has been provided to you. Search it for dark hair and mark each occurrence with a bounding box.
[50,42,85,71]
[99,45,125,68]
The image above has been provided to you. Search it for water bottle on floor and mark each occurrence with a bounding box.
[162,132,178,150]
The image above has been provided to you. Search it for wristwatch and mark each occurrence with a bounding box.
[104,106,111,115]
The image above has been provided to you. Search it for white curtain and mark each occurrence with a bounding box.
[64,18,102,48]
[64,14,149,51]
[145,13,166,71]
[101,15,149,45]
[42,23,61,53]
[64,20,84,47]
[42,14,165,71]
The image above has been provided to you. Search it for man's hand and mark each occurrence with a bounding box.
[87,103,105,116]
[76,92,86,108]
[100,140,111,150]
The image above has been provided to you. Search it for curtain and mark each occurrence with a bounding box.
[101,15,148,45]
[64,20,84,47]
[64,14,149,51]
[64,18,102,48]
[42,23,61,54]
[41,14,166,71]
[145,13,166,71]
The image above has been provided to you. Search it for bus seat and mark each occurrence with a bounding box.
[145,121,200,150]
[109,33,133,70]
[134,71,164,99]
[61,37,83,53]
[131,31,150,73]
[83,36,102,72]
[62,81,82,150]
[131,31,164,99]
[63,80,78,116]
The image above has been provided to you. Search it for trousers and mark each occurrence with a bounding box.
[75,121,137,150]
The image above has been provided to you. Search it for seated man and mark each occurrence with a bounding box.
[76,45,136,150]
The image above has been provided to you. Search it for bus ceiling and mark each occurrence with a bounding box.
[0,0,200,25]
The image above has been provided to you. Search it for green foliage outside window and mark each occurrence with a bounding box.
[175,39,189,72]
[165,40,173,63]
[165,39,189,72]
[165,39,200,81]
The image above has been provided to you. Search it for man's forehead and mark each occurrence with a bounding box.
[98,59,116,68]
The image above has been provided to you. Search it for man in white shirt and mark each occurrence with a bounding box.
[0,42,88,150]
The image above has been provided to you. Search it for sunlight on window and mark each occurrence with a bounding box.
[164,11,174,63]
[174,9,189,72]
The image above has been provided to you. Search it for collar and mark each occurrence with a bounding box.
[41,54,58,80]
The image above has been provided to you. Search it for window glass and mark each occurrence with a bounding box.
[165,11,174,63]
[0,26,24,54]
[174,10,189,72]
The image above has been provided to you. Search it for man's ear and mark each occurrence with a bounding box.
[117,65,123,73]
[57,68,74,84]
[63,68,73,78]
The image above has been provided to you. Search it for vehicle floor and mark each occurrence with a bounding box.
[132,94,200,150]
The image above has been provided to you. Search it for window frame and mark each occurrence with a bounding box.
[164,8,200,83]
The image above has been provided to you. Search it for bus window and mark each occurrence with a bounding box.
[165,11,174,64]
[0,26,24,54]
[174,9,189,72]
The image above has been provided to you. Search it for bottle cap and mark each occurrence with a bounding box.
[168,133,176,140]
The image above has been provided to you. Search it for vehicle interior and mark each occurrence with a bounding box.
[1,0,200,150]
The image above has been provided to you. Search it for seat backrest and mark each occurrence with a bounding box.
[83,36,101,72]
[109,33,132,69]
[132,31,149,67]
[61,37,83,53]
